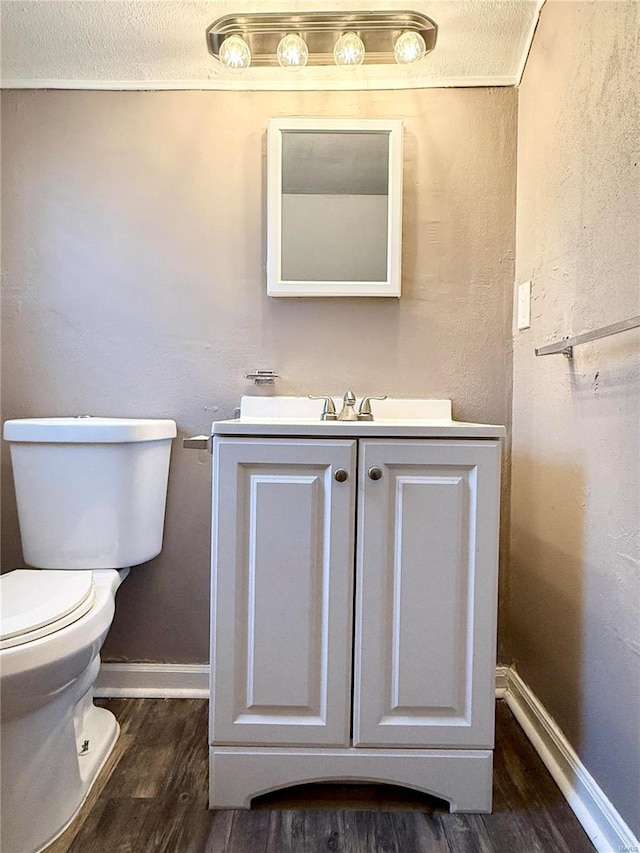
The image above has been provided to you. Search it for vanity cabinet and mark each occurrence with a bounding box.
[210,433,501,812]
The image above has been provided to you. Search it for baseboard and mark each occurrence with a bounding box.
[93,660,638,853]
[95,663,511,701]
[503,666,638,853]
[495,664,510,698]
[94,663,209,698]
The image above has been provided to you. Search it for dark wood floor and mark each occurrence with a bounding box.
[45,699,595,852]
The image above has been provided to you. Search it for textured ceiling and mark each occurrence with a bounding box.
[0,0,544,90]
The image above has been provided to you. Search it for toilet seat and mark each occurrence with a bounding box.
[0,570,95,650]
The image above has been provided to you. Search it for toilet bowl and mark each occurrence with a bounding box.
[0,569,126,853]
[0,416,176,853]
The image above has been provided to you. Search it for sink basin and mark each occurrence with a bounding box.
[238,396,452,422]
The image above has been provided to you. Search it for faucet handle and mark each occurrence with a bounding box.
[308,395,337,421]
[358,395,387,421]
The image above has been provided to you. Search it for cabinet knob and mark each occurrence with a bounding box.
[368,466,383,481]
[334,468,349,482]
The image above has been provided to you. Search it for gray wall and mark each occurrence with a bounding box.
[511,0,639,837]
[1,87,517,662]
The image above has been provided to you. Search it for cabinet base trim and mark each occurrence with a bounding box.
[209,746,493,813]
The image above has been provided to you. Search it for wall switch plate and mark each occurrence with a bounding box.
[517,281,531,330]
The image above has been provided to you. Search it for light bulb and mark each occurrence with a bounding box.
[219,35,251,70]
[333,32,365,67]
[277,33,309,70]
[394,31,427,64]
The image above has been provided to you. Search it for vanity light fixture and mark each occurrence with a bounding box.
[208,11,437,70]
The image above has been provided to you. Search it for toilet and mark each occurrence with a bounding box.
[0,416,177,853]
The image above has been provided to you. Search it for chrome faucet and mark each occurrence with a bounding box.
[309,392,388,421]
[339,392,388,420]
[337,390,358,421]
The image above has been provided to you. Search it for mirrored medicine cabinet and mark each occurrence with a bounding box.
[267,118,403,297]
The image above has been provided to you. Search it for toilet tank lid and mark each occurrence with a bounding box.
[3,417,177,443]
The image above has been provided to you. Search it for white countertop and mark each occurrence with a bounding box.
[212,418,505,439]
[212,398,505,440]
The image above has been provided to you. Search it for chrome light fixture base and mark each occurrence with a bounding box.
[207,11,437,68]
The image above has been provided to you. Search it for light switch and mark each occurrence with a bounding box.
[517,281,531,330]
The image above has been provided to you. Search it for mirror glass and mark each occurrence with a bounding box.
[280,132,389,283]
[267,119,403,298]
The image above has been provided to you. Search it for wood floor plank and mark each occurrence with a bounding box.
[136,698,202,746]
[438,812,495,853]
[405,812,453,852]
[100,741,177,798]
[351,810,402,852]
[226,807,272,853]
[202,809,236,852]
[490,706,580,853]
[66,797,153,853]
[95,697,154,738]
[266,809,309,853]
[136,801,218,852]
[496,703,596,853]
[157,700,210,808]
[296,810,353,853]
[480,805,550,853]
[482,738,563,853]
[264,809,355,853]
[347,809,452,853]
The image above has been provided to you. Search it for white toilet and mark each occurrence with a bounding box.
[0,416,177,853]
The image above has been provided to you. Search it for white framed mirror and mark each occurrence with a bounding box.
[267,118,403,298]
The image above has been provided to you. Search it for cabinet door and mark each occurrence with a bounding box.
[353,439,501,748]
[211,438,356,747]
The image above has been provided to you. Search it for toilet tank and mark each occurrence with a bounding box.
[3,417,177,570]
